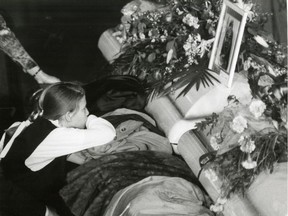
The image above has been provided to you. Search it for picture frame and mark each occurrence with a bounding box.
[208,0,249,88]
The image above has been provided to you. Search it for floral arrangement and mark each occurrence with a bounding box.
[107,0,288,212]
[109,0,287,99]
[111,0,222,98]
[196,95,287,212]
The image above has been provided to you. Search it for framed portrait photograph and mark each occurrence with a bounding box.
[208,0,249,88]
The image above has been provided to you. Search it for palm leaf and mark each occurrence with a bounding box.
[176,69,219,97]
[147,68,220,99]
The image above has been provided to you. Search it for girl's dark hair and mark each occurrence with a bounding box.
[39,82,85,120]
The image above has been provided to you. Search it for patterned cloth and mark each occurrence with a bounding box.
[60,151,201,216]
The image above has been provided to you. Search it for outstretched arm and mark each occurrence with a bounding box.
[0,14,60,84]
[25,115,116,171]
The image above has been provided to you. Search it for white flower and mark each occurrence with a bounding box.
[160,35,166,42]
[216,197,227,205]
[117,37,124,44]
[210,136,220,150]
[139,32,145,40]
[267,65,277,76]
[241,154,257,169]
[148,30,152,37]
[243,57,252,71]
[254,35,269,48]
[231,115,248,133]
[235,0,253,12]
[210,204,224,212]
[0,29,9,35]
[197,38,214,58]
[204,169,218,182]
[249,99,266,119]
[165,13,173,22]
[239,136,256,153]
[182,13,199,29]
[163,30,168,36]
[183,43,191,51]
[210,195,227,212]
[176,8,183,15]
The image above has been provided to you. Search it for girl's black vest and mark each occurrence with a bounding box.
[0,118,68,199]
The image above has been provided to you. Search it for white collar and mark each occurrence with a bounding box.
[49,119,62,128]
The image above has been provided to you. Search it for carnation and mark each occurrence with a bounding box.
[241,154,257,169]
[204,169,218,182]
[239,136,256,153]
[210,136,220,150]
[231,115,248,133]
[216,197,227,205]
[249,99,266,119]
[210,204,224,212]
[241,159,257,169]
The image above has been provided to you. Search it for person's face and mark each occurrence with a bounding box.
[66,96,89,129]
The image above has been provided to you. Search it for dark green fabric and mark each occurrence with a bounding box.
[60,151,199,216]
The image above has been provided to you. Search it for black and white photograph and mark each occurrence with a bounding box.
[209,0,249,88]
[0,0,287,216]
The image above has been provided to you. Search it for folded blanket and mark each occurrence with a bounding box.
[60,151,200,216]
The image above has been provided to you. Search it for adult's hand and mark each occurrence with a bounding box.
[34,70,61,84]
[27,66,60,84]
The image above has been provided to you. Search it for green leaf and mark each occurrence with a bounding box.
[147,53,156,62]
[166,40,175,52]
[247,27,258,36]
[175,69,220,97]
[138,22,146,33]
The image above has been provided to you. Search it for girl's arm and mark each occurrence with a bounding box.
[25,115,116,171]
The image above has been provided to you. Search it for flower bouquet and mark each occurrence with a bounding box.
[111,0,222,98]
[109,0,287,99]
[196,95,287,212]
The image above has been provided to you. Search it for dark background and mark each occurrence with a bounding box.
[0,0,130,134]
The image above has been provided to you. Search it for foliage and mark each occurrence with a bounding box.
[111,0,222,98]
[196,95,287,212]
[110,0,287,99]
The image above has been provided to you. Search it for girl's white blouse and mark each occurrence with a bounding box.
[0,115,116,171]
